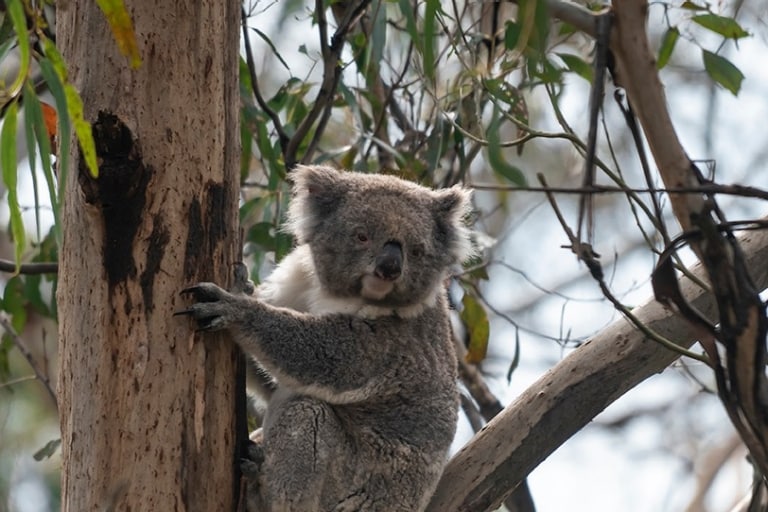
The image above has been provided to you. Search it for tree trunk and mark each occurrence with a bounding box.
[56,2,243,510]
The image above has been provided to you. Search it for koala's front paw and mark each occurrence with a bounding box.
[176,283,234,331]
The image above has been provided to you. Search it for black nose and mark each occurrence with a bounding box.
[374,242,402,281]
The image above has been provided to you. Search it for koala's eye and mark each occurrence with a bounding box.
[355,232,369,243]
[410,244,425,258]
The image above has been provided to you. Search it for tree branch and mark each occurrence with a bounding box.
[611,0,768,486]
[241,8,290,156]
[0,315,57,407]
[0,258,58,274]
[427,226,768,511]
[502,0,601,37]
[285,0,372,168]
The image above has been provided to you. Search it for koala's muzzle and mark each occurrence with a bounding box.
[374,242,403,281]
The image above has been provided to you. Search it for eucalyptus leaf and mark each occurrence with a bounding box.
[702,50,745,95]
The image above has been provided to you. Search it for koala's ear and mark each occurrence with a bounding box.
[287,165,348,242]
[433,186,475,263]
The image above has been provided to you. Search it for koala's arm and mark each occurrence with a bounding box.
[178,283,390,404]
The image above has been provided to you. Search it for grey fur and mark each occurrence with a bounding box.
[179,165,473,511]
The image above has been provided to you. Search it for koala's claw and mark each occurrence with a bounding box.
[177,283,232,331]
[179,282,228,302]
[174,308,226,331]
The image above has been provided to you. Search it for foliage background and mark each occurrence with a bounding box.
[1,0,767,510]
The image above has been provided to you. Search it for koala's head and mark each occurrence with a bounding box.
[286,165,473,308]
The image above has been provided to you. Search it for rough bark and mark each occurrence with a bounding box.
[427,227,768,511]
[56,2,243,510]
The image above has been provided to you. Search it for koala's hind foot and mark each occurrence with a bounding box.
[241,441,268,512]
[241,437,265,478]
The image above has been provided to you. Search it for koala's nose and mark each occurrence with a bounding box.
[374,242,402,281]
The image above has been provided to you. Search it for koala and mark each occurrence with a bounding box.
[178,165,473,512]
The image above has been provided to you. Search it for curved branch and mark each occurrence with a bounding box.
[502,0,601,36]
[427,227,768,511]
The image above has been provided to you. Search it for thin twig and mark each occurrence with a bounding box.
[467,182,768,200]
[0,315,57,407]
[241,6,289,154]
[537,173,712,364]
[287,0,373,168]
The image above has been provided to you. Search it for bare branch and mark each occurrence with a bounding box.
[285,0,372,168]
[501,0,601,37]
[0,259,58,274]
[611,0,768,483]
[0,315,57,407]
[241,8,289,154]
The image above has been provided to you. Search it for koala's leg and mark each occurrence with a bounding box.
[262,390,345,512]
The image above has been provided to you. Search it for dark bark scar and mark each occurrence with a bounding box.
[79,111,152,290]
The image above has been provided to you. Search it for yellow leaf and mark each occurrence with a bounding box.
[95,0,142,68]
[461,293,490,364]
[64,84,99,178]
[6,0,30,97]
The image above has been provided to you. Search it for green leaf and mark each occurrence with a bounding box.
[506,329,521,383]
[251,27,290,71]
[0,7,15,43]
[423,0,439,82]
[557,52,594,82]
[680,1,708,10]
[3,276,27,332]
[36,57,67,244]
[484,78,518,107]
[504,21,521,51]
[95,0,142,67]
[702,50,745,95]
[0,36,16,70]
[275,231,293,261]
[461,293,490,364]
[657,27,679,69]
[1,101,24,273]
[22,84,37,183]
[23,82,47,242]
[23,274,50,317]
[368,1,387,74]
[424,117,450,174]
[486,108,526,186]
[240,118,253,181]
[6,0,30,96]
[0,336,11,380]
[65,84,99,178]
[692,13,749,40]
[397,0,421,54]
[247,222,276,250]
[33,439,62,461]
[41,38,99,177]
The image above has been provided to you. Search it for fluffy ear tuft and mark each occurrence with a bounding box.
[286,165,348,243]
[433,186,475,264]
